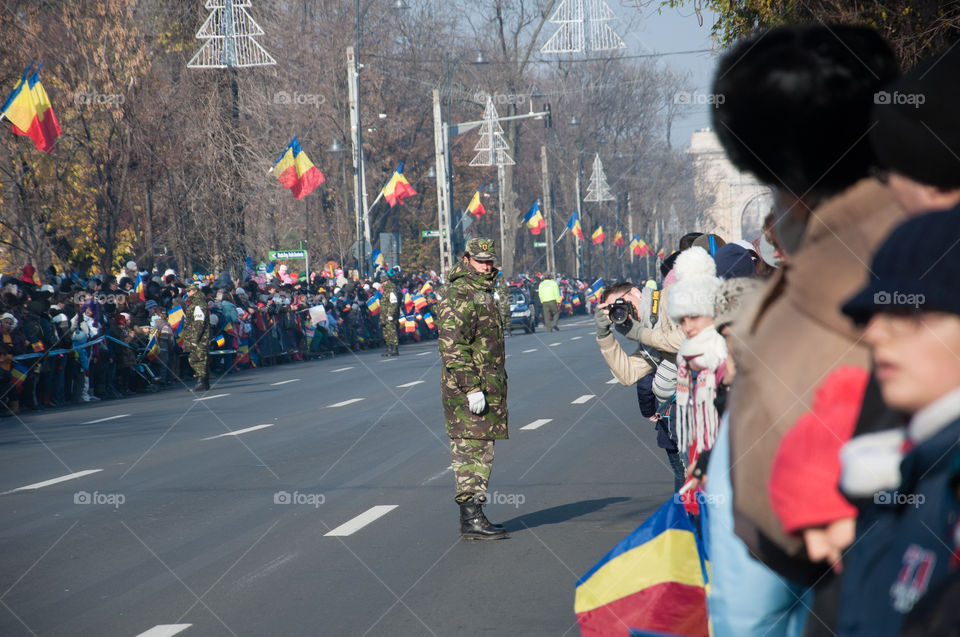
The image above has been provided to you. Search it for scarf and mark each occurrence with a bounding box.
[675,325,727,456]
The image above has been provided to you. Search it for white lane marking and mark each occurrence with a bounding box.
[193,393,229,402]
[606,378,619,384]
[522,348,537,353]
[331,367,354,373]
[505,354,512,358]
[325,505,398,537]
[571,394,595,404]
[328,398,364,408]
[549,342,561,347]
[135,625,192,637]
[416,351,432,357]
[570,336,582,341]
[203,424,273,440]
[381,358,397,363]
[520,418,553,431]
[82,414,130,424]
[270,379,300,386]
[421,466,453,485]
[4,469,103,495]
[397,380,425,388]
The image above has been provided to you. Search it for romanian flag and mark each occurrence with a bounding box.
[145,333,159,361]
[382,162,417,207]
[221,316,236,336]
[657,247,666,259]
[372,249,385,267]
[586,279,604,302]
[31,341,44,353]
[167,305,185,335]
[420,281,433,296]
[366,291,381,315]
[273,137,325,200]
[466,187,486,217]
[567,213,585,241]
[628,236,640,254]
[575,496,710,637]
[11,362,29,389]
[523,200,545,235]
[403,292,414,313]
[613,231,624,247]
[423,312,436,330]
[404,316,417,333]
[134,272,146,301]
[1,63,62,153]
[572,295,581,306]
[591,226,605,245]
[413,293,427,312]
[212,334,226,348]
[639,240,654,257]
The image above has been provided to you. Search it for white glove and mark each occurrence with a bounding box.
[467,391,486,414]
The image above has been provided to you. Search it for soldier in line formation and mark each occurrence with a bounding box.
[182,283,210,392]
[437,237,509,540]
[378,266,400,357]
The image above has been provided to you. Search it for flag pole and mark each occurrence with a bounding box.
[554,226,569,243]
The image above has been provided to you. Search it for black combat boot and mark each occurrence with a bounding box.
[459,496,508,540]
[390,345,399,357]
[381,346,391,357]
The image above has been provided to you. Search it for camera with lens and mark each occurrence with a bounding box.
[608,297,636,325]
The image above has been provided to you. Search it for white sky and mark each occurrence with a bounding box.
[618,2,721,148]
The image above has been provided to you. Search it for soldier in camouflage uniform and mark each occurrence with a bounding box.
[437,237,509,540]
[379,268,400,356]
[495,275,511,337]
[182,283,210,392]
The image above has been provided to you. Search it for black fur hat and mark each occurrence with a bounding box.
[712,24,898,199]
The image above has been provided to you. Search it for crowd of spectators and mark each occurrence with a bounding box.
[591,25,960,637]
[0,257,595,417]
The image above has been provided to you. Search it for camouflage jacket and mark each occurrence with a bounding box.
[379,280,398,321]
[181,292,209,347]
[437,260,508,439]
[495,281,511,323]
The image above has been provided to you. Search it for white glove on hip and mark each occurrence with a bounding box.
[467,391,486,414]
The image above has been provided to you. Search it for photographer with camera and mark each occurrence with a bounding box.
[594,280,687,490]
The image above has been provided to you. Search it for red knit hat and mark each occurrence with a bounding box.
[768,366,869,534]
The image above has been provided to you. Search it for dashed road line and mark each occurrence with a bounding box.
[82,414,130,424]
[397,380,425,388]
[328,398,364,408]
[193,393,229,402]
[135,625,192,637]
[549,342,561,347]
[520,418,553,431]
[203,424,274,440]
[522,348,537,353]
[570,336,582,341]
[325,505,398,537]
[416,351,433,356]
[3,469,103,495]
[571,394,595,404]
[270,379,301,386]
[331,367,354,373]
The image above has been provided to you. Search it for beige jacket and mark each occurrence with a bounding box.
[728,178,906,577]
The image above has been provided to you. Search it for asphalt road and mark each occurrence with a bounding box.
[0,318,677,637]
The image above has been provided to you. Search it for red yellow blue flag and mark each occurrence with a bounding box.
[567,212,585,242]
[591,226,605,245]
[11,361,29,388]
[1,63,62,153]
[382,161,417,207]
[273,137,325,200]
[523,200,545,235]
[466,186,486,217]
[575,496,710,637]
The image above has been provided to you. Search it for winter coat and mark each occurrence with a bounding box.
[837,407,960,636]
[727,177,907,582]
[437,260,508,440]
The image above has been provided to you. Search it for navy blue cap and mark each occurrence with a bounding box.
[714,244,755,279]
[842,208,960,323]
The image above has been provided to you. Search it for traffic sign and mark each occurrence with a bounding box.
[533,241,546,248]
[421,230,441,238]
[268,250,307,260]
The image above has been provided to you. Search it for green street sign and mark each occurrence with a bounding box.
[268,250,307,260]
[533,241,546,248]
[421,230,441,238]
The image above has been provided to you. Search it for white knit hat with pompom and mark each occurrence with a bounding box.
[667,246,722,321]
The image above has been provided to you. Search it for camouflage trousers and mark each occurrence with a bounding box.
[381,317,398,347]
[450,437,495,503]
[186,343,208,379]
